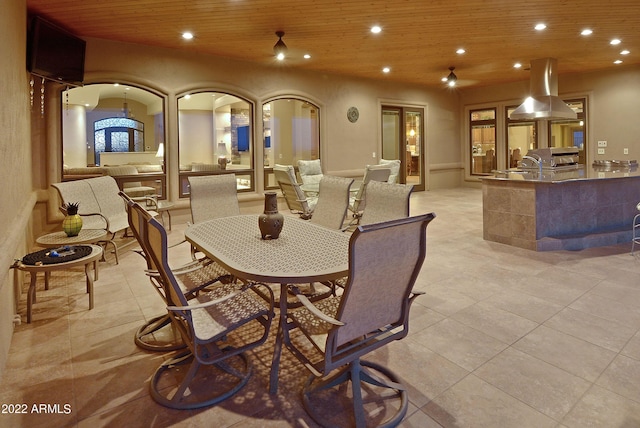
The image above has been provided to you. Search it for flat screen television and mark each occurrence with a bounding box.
[27,16,86,85]
[237,126,250,152]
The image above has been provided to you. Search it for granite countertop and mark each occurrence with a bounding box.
[484,164,640,182]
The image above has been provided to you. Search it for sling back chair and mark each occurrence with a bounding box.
[347,165,392,226]
[142,212,274,409]
[273,164,316,219]
[285,213,436,427]
[359,181,413,226]
[120,192,231,352]
[187,174,240,259]
[310,175,354,230]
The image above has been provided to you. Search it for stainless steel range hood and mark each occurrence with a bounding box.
[509,58,577,120]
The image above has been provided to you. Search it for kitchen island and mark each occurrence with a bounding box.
[482,163,640,251]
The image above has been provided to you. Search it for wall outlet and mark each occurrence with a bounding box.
[597,140,607,147]
[372,152,376,158]
[624,148,629,155]
[598,148,605,155]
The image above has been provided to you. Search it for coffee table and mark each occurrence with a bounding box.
[36,228,108,247]
[12,244,103,323]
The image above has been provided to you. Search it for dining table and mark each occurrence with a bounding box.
[184,214,351,393]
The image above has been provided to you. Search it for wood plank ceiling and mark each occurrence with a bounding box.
[26,0,640,89]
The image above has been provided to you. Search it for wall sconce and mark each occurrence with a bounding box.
[274,31,287,60]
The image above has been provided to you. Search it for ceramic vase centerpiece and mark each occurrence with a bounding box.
[259,192,284,239]
[62,202,83,237]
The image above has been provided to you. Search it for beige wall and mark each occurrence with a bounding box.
[0,0,33,379]
[38,36,461,208]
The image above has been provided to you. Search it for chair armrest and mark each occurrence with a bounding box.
[409,290,424,305]
[143,258,209,277]
[167,290,241,311]
[290,286,344,326]
[166,282,270,311]
[75,211,111,231]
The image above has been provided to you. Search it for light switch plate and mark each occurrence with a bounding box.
[624,148,629,155]
[598,141,607,147]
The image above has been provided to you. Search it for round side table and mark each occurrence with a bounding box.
[12,244,103,323]
[36,228,108,247]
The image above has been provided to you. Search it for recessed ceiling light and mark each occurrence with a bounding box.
[581,29,593,36]
[441,77,448,82]
[303,54,311,59]
[614,59,623,64]
[534,23,546,31]
[513,63,522,69]
[371,26,382,34]
[610,38,621,45]
[456,48,465,54]
[621,50,630,55]
[113,83,119,87]
[182,32,194,40]
[184,94,191,99]
[382,67,390,73]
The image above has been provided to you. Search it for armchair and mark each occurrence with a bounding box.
[273,164,316,219]
[379,158,401,183]
[297,159,324,195]
[285,213,436,427]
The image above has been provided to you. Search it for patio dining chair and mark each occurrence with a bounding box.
[285,213,436,427]
[120,192,232,351]
[347,164,391,226]
[187,174,240,259]
[310,175,354,230]
[142,209,274,409]
[359,181,413,225]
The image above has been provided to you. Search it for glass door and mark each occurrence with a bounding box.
[506,106,537,168]
[381,105,424,190]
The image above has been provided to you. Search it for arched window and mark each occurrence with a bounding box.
[263,97,320,188]
[177,91,254,197]
[62,83,166,197]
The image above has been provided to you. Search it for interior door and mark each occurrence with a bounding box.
[381,105,425,191]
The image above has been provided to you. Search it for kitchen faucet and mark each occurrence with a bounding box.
[521,155,543,175]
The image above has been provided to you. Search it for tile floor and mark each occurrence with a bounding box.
[2,187,640,427]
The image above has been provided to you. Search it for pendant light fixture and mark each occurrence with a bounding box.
[273,31,287,60]
[446,67,457,87]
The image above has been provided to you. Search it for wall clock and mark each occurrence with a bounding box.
[347,106,359,123]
